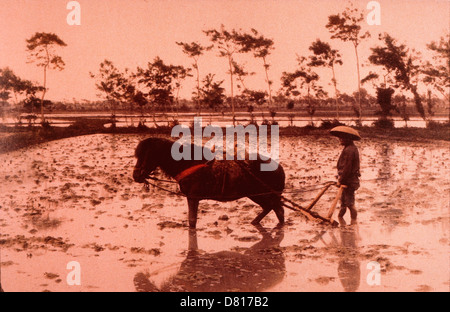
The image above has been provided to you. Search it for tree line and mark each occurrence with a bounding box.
[0,4,448,127]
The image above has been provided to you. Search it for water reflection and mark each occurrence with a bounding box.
[134,225,285,292]
[337,223,361,292]
[377,143,393,187]
[321,222,361,292]
[372,143,406,231]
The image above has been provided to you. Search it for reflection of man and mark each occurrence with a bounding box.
[318,223,361,292]
[330,126,361,222]
[337,224,360,292]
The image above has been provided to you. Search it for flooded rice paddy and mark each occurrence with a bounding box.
[0,133,449,292]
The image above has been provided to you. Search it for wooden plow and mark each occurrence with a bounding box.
[279,182,345,227]
[232,161,345,227]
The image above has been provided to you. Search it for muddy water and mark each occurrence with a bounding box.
[0,134,448,292]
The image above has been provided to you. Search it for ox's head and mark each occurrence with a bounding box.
[133,139,158,183]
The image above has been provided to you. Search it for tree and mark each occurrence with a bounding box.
[242,89,267,123]
[242,89,267,107]
[426,90,436,117]
[308,39,343,119]
[423,34,450,99]
[235,29,275,108]
[137,57,178,109]
[199,73,225,111]
[281,56,325,125]
[338,92,362,121]
[136,57,188,126]
[375,87,396,119]
[231,60,254,92]
[273,93,289,110]
[176,41,211,115]
[131,89,147,125]
[204,25,243,125]
[26,32,67,124]
[326,3,370,124]
[171,65,192,114]
[0,68,27,105]
[90,59,125,126]
[116,68,147,126]
[353,88,373,107]
[0,67,45,117]
[0,68,18,105]
[422,34,449,120]
[367,33,425,120]
[394,94,409,127]
[23,97,52,114]
[281,56,321,99]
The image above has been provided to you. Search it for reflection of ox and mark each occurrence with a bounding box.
[133,225,285,292]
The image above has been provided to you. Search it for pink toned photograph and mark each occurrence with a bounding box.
[0,0,449,295]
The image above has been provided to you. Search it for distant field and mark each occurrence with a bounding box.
[1,109,449,129]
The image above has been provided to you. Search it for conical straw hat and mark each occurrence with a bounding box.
[330,126,361,141]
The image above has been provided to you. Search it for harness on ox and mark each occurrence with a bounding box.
[174,160,253,197]
[174,164,209,182]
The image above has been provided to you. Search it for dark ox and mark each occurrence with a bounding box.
[133,137,285,228]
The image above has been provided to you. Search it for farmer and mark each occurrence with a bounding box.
[330,126,361,222]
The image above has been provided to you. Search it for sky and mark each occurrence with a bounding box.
[0,0,448,102]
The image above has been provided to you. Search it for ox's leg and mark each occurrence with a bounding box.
[188,228,198,250]
[249,195,284,226]
[251,207,271,225]
[273,202,285,225]
[187,198,199,229]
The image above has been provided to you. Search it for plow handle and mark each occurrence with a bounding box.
[326,184,346,220]
[305,181,336,211]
